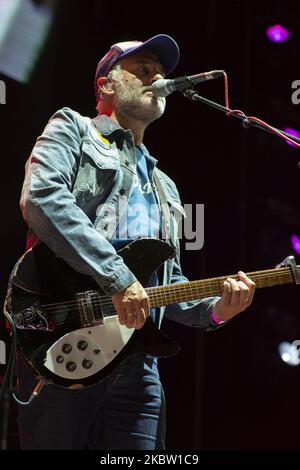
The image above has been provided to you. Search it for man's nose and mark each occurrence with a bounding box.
[151,73,164,84]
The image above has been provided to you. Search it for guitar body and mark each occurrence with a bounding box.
[7,239,179,388]
[8,236,293,389]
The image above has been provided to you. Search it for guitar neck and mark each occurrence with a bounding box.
[146,266,297,308]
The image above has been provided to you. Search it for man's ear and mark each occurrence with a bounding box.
[97,76,114,96]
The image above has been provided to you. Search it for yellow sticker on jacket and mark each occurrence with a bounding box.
[97,132,110,149]
[91,128,111,150]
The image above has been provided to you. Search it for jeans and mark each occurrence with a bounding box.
[16,354,165,450]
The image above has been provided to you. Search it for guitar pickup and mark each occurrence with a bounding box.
[76,290,104,327]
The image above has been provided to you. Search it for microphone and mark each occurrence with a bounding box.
[151,70,224,97]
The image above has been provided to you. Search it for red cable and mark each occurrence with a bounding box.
[221,72,300,149]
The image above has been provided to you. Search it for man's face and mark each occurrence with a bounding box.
[111,51,166,124]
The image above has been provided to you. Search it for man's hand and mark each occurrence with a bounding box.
[213,271,255,322]
[112,281,150,329]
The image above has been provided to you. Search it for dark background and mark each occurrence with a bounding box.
[1,0,300,450]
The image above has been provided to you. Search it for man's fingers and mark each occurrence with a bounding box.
[125,312,137,328]
[223,277,252,309]
[133,308,146,329]
[130,298,146,329]
[112,283,150,330]
[121,298,135,326]
[222,280,232,305]
[236,280,250,308]
[141,297,150,318]
[224,278,240,308]
[112,298,126,325]
[238,271,255,304]
[216,272,256,321]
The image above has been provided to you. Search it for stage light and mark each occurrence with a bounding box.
[266,25,290,43]
[0,0,53,83]
[278,341,300,366]
[291,234,300,255]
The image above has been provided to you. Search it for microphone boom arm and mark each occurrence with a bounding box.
[182,88,300,146]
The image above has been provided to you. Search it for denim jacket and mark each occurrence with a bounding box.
[20,107,222,330]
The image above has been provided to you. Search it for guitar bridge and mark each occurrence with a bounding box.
[76,290,104,327]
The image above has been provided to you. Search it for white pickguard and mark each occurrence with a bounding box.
[44,316,134,380]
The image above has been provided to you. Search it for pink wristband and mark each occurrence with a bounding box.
[211,310,226,325]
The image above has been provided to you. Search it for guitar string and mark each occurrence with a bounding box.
[42,270,293,313]
[39,273,293,327]
[42,269,292,311]
[49,271,288,327]
[41,271,293,319]
[41,266,293,311]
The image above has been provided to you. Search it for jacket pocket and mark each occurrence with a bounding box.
[81,140,119,171]
[73,141,119,204]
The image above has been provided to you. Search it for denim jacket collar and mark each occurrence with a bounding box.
[92,114,158,166]
[92,114,124,136]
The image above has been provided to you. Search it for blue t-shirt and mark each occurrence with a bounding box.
[110,146,162,325]
[112,145,161,246]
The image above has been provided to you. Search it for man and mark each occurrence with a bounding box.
[17,34,255,450]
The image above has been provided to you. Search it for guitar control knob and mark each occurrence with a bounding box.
[82,359,93,369]
[56,355,64,363]
[62,343,72,354]
[77,340,88,351]
[93,349,101,355]
[66,361,77,372]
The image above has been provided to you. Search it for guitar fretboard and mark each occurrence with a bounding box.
[146,266,295,308]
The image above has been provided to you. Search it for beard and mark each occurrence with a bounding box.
[113,78,166,125]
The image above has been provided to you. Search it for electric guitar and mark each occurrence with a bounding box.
[4,238,299,388]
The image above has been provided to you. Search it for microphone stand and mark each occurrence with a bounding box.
[181,88,300,147]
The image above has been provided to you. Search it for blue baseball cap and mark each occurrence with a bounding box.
[94,34,180,100]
